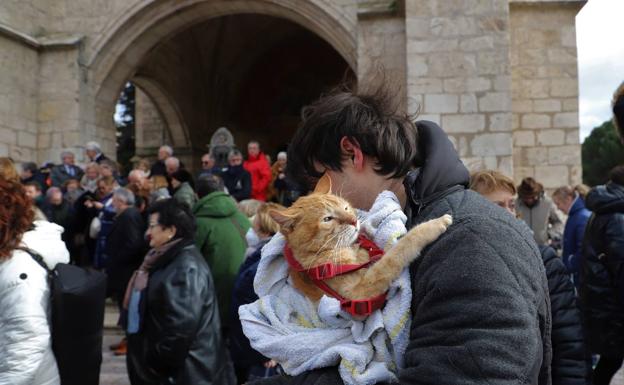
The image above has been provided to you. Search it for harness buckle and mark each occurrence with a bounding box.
[309,264,335,280]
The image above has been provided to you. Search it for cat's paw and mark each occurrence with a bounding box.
[413,214,453,244]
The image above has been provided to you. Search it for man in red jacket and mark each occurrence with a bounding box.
[243,140,271,201]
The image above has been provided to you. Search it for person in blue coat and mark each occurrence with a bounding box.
[553,185,592,290]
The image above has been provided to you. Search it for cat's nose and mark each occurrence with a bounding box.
[347,218,357,227]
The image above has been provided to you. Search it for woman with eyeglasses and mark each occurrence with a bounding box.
[124,198,235,385]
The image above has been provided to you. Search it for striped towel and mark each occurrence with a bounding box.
[239,191,411,385]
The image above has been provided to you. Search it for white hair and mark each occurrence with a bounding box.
[128,169,147,180]
[277,151,287,160]
[60,150,75,160]
[113,188,135,206]
[85,141,101,152]
[165,156,180,167]
[160,145,173,156]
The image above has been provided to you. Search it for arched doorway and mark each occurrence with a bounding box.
[89,0,356,170]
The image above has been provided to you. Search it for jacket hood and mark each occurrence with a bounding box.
[404,120,470,206]
[586,182,624,214]
[193,191,238,218]
[20,220,70,269]
[569,195,587,216]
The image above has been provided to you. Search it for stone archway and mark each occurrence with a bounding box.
[86,0,357,166]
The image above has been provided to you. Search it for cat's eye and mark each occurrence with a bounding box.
[344,206,348,211]
[322,216,333,222]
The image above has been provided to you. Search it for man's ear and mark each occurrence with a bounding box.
[269,209,296,233]
[313,173,332,194]
[339,136,364,170]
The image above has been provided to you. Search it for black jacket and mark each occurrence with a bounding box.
[105,207,147,296]
[253,121,552,385]
[222,165,252,201]
[126,241,236,385]
[580,182,624,356]
[540,246,590,385]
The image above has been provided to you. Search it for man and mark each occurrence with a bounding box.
[127,169,148,190]
[85,141,109,164]
[243,141,271,201]
[105,188,147,356]
[165,156,181,176]
[50,151,84,187]
[222,150,252,201]
[20,162,47,191]
[258,89,551,384]
[193,173,250,328]
[198,152,221,179]
[516,177,564,248]
[552,186,591,289]
[150,145,173,176]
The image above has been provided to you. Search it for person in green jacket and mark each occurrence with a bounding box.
[193,173,250,329]
[171,169,198,209]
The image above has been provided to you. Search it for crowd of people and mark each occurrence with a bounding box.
[0,82,623,385]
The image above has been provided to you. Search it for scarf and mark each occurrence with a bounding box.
[122,238,183,310]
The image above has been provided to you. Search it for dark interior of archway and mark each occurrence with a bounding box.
[133,13,354,164]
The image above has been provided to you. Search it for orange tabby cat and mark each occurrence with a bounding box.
[269,174,452,311]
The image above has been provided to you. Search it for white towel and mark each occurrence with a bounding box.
[239,191,411,385]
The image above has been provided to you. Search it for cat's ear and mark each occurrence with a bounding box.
[269,209,296,233]
[313,173,332,194]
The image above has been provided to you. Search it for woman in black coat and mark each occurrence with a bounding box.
[124,198,236,385]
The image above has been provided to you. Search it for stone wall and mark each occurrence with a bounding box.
[405,0,514,175]
[134,87,171,158]
[0,35,39,162]
[509,2,584,188]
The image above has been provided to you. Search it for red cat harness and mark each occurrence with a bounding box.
[283,234,387,316]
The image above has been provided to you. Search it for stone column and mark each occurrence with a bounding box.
[135,87,170,159]
[405,0,513,175]
[510,1,584,188]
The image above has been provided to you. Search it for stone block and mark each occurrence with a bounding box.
[512,113,520,130]
[562,98,579,112]
[477,50,509,76]
[427,52,477,78]
[417,114,441,124]
[548,145,581,165]
[513,166,535,185]
[459,36,494,51]
[493,75,511,91]
[551,79,578,97]
[470,133,512,156]
[561,26,576,48]
[547,48,576,65]
[490,113,512,132]
[570,165,583,185]
[408,78,443,93]
[566,130,580,145]
[553,112,578,128]
[17,131,36,148]
[407,39,458,53]
[460,94,478,113]
[0,127,16,144]
[512,99,533,113]
[525,147,548,166]
[483,156,498,170]
[533,99,562,113]
[479,92,510,112]
[537,129,565,146]
[425,94,459,113]
[535,166,569,189]
[521,114,551,130]
[514,130,535,147]
[0,143,7,157]
[461,156,484,171]
[498,156,513,176]
[441,114,486,133]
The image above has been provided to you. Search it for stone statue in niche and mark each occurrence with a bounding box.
[208,127,235,168]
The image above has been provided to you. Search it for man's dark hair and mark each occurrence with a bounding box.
[286,87,420,189]
[24,180,42,191]
[610,164,624,186]
[517,177,544,199]
[196,173,224,198]
[22,162,38,174]
[147,198,196,241]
